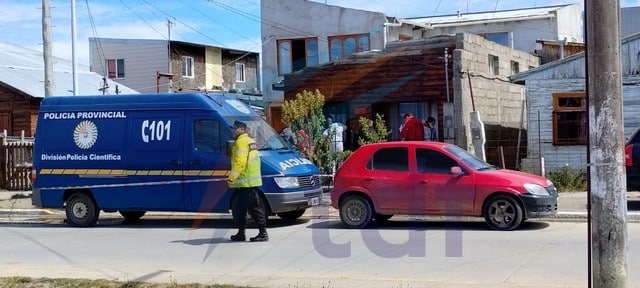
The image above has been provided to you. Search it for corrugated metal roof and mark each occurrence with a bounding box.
[0,41,138,97]
[510,31,640,81]
[402,4,573,27]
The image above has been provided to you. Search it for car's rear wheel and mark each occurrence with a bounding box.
[65,192,99,227]
[339,194,373,228]
[483,195,523,231]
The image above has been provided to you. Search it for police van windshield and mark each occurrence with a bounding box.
[227,117,289,150]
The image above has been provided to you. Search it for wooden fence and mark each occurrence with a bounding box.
[0,132,34,191]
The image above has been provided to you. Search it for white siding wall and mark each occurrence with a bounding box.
[89,39,168,93]
[525,77,640,173]
[525,79,587,172]
[622,7,640,38]
[622,35,640,75]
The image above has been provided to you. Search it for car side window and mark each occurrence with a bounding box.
[194,119,222,153]
[366,147,408,171]
[417,148,458,174]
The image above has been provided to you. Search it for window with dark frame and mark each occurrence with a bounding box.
[277,38,318,75]
[488,55,499,75]
[416,148,459,174]
[193,119,222,153]
[366,147,409,171]
[552,92,587,145]
[106,58,125,79]
[510,61,520,75]
[328,33,370,61]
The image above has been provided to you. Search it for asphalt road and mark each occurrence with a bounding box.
[1,216,639,288]
[2,191,640,287]
[3,190,640,223]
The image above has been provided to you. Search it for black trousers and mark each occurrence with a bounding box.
[231,187,267,230]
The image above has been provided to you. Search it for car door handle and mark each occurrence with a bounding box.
[170,160,182,166]
[190,160,203,165]
[418,180,428,184]
[365,177,374,181]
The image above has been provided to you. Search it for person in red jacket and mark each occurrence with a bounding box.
[400,112,424,141]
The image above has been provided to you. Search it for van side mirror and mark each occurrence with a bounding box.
[226,140,234,156]
[450,166,465,176]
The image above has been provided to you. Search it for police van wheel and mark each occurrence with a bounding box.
[65,192,99,227]
[277,209,306,220]
[119,210,146,222]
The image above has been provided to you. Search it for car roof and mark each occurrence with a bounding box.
[359,141,452,150]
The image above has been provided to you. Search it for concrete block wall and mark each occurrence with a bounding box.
[453,33,539,150]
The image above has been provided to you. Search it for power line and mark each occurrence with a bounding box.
[118,0,166,39]
[140,0,228,47]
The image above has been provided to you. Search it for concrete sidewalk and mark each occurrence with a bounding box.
[2,190,640,222]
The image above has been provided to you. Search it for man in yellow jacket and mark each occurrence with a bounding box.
[228,121,268,242]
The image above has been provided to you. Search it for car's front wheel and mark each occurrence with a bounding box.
[339,194,373,228]
[483,195,523,231]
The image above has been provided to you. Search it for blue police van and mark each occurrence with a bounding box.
[31,92,322,226]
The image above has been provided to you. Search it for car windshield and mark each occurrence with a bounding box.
[445,145,495,171]
[224,116,290,150]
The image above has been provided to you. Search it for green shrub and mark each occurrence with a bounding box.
[546,166,587,192]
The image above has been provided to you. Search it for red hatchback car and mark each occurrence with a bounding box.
[331,141,558,230]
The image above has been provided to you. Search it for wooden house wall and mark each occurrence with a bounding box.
[0,84,38,137]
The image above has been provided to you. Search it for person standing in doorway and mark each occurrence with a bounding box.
[424,117,437,141]
[228,121,268,242]
[400,112,424,141]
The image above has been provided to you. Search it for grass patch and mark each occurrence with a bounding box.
[546,166,587,192]
[0,277,252,288]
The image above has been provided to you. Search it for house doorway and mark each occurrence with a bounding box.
[380,101,437,141]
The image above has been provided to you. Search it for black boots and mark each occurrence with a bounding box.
[230,230,246,242]
[230,229,268,242]
[250,228,269,242]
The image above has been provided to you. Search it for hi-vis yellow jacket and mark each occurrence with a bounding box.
[228,133,262,188]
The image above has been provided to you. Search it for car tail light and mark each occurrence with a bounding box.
[625,144,633,166]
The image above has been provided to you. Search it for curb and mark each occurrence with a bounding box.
[3,208,640,223]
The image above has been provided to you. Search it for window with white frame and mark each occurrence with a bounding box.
[106,58,125,79]
[182,56,194,78]
[488,55,499,75]
[277,37,318,75]
[328,33,370,61]
[235,63,245,82]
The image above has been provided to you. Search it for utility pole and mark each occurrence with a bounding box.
[71,0,78,95]
[42,0,55,96]
[586,0,628,286]
[167,18,174,93]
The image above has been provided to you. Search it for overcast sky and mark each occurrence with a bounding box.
[1,0,639,66]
